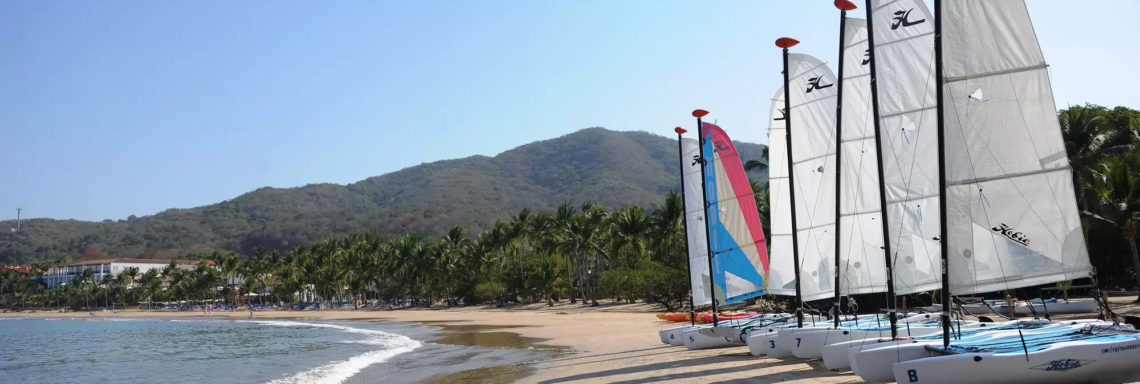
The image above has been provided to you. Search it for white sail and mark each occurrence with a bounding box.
[868,0,942,295]
[838,18,888,295]
[682,138,713,306]
[787,53,838,302]
[766,88,797,296]
[940,0,1091,294]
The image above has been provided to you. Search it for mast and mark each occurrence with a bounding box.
[831,0,856,329]
[775,38,804,328]
[693,109,719,326]
[863,0,898,339]
[674,126,697,326]
[933,0,951,349]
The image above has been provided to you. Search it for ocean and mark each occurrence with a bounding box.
[0,317,552,383]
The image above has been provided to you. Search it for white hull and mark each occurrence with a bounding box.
[852,321,1108,382]
[680,327,744,350]
[746,324,793,356]
[823,322,976,370]
[893,333,1140,384]
[746,318,884,357]
[764,326,826,357]
[659,325,699,345]
[853,340,940,381]
[792,325,944,359]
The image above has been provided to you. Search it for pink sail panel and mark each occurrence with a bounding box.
[702,122,770,304]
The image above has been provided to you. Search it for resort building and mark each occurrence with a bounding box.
[1,265,35,275]
[40,258,211,289]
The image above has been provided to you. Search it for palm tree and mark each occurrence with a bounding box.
[1060,104,1137,211]
[1087,153,1140,301]
[436,226,473,306]
[743,145,769,173]
[610,205,649,269]
[213,251,240,303]
[648,192,684,260]
[392,234,427,305]
[116,267,138,307]
[750,180,771,241]
[79,268,94,309]
[566,202,611,306]
[138,269,161,309]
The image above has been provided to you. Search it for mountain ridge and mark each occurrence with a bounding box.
[0,128,767,265]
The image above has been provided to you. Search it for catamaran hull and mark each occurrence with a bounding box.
[852,341,937,382]
[830,320,1067,371]
[792,326,942,359]
[748,329,790,357]
[892,338,1140,384]
[823,337,906,371]
[681,328,744,350]
[763,327,824,357]
[745,326,787,356]
[659,325,698,345]
[851,321,1111,380]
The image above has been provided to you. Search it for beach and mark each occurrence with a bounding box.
[4,299,1139,383]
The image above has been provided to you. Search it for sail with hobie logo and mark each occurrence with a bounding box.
[700,122,769,304]
[939,0,1091,295]
[681,138,712,307]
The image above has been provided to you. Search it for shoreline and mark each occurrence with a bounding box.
[6,298,1138,383]
[1,307,567,383]
[2,302,862,383]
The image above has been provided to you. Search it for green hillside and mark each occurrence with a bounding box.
[0,128,767,265]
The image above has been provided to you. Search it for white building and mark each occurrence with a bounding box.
[40,258,211,289]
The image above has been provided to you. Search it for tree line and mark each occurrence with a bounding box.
[2,192,754,311]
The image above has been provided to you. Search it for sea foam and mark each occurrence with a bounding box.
[252,320,423,384]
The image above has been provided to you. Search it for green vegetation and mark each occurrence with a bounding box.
[1064,105,1140,296]
[0,193,722,311]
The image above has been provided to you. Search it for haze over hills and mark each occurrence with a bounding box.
[0,128,767,265]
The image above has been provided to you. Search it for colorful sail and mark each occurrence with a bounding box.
[940,0,1091,294]
[766,88,797,296]
[681,138,713,307]
[700,122,769,304]
[787,53,838,302]
[838,17,889,295]
[869,0,942,295]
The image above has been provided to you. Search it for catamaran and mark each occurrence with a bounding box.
[744,38,847,358]
[658,127,715,346]
[837,1,1140,382]
[659,113,776,350]
[784,0,957,360]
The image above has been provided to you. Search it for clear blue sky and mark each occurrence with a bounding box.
[2,1,1136,222]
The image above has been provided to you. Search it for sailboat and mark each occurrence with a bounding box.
[748,29,929,359]
[673,114,776,350]
[803,0,960,370]
[791,0,962,362]
[745,45,839,358]
[839,1,1140,382]
[658,129,714,345]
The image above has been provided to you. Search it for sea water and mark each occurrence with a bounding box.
[0,317,547,383]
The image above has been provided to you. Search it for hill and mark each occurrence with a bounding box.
[0,128,767,265]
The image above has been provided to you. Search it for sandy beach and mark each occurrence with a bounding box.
[5,299,1139,384]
